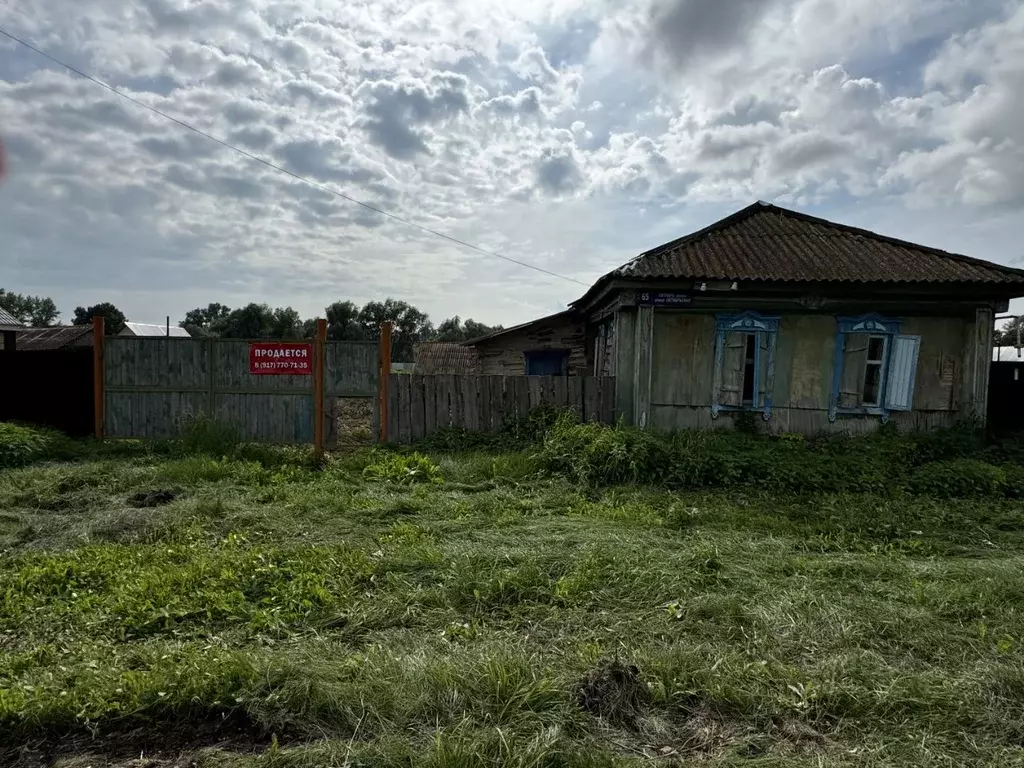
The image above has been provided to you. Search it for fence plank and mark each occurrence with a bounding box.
[553,376,568,409]
[436,375,452,429]
[478,377,492,433]
[387,374,401,442]
[461,376,479,431]
[528,377,542,409]
[600,376,616,423]
[489,377,504,431]
[423,375,437,437]
[410,375,426,441]
[568,377,583,420]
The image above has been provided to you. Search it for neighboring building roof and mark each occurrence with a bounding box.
[994,346,1024,362]
[463,310,575,346]
[577,202,1024,306]
[121,322,192,338]
[414,342,481,374]
[16,325,93,350]
[0,305,23,330]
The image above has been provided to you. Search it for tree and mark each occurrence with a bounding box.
[212,303,277,339]
[324,301,365,341]
[995,317,1024,347]
[434,315,502,342]
[180,303,231,337]
[358,298,434,361]
[72,303,127,334]
[0,289,60,326]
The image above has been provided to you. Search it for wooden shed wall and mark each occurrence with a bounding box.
[474,316,588,375]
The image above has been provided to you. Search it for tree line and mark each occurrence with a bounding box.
[0,289,500,361]
[181,300,500,361]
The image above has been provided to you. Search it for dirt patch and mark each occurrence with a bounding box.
[5,712,287,768]
[575,659,651,726]
[127,491,177,508]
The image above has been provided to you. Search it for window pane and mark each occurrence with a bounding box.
[863,362,882,405]
[742,334,756,404]
[867,336,885,362]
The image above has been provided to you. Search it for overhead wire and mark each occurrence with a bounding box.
[0,25,590,287]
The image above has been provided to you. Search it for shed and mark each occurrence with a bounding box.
[567,201,1024,434]
[0,306,24,351]
[15,325,94,351]
[465,310,587,376]
[414,343,481,374]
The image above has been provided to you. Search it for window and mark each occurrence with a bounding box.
[712,312,779,419]
[525,349,569,376]
[830,316,921,421]
[862,335,888,406]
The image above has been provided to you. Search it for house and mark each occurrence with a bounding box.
[505,201,1024,434]
[465,310,588,375]
[0,306,24,350]
[119,322,191,338]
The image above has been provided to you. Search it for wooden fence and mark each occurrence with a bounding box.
[102,335,379,447]
[385,375,615,443]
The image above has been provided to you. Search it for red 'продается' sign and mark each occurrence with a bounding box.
[249,342,314,375]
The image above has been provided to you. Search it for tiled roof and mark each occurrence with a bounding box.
[16,326,93,350]
[414,343,481,374]
[604,202,1024,287]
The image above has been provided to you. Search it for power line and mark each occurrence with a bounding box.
[0,26,589,288]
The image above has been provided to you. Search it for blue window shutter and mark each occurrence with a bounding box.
[884,335,921,412]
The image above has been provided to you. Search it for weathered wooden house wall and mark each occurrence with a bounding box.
[474,315,588,375]
[618,308,988,434]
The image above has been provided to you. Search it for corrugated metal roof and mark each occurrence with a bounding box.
[601,202,1024,287]
[16,326,93,350]
[121,322,192,338]
[0,305,23,329]
[414,343,481,374]
[994,346,1024,362]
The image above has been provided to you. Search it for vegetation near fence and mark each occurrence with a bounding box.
[386,374,614,444]
[5,419,1024,765]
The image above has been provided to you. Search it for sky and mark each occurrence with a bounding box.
[1,0,1024,327]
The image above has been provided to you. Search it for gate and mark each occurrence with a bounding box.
[101,335,380,447]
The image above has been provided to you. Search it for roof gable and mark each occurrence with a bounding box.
[598,201,1024,290]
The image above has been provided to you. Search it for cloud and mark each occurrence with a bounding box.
[357,73,470,159]
[644,0,783,72]
[536,148,582,194]
[2,0,1024,328]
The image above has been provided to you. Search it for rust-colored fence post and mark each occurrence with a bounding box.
[314,318,327,457]
[92,316,105,439]
[379,322,393,443]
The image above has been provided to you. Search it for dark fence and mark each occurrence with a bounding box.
[0,349,94,436]
[988,360,1024,436]
[386,374,616,444]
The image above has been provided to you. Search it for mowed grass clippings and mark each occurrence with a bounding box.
[2,446,1024,766]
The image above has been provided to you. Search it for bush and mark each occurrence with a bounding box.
[177,413,241,457]
[909,459,1007,498]
[363,451,443,485]
[538,415,672,487]
[0,423,77,469]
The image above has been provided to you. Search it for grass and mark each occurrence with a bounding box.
[3,429,1024,765]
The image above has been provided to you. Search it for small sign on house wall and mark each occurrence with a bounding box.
[249,342,314,375]
[638,291,693,307]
